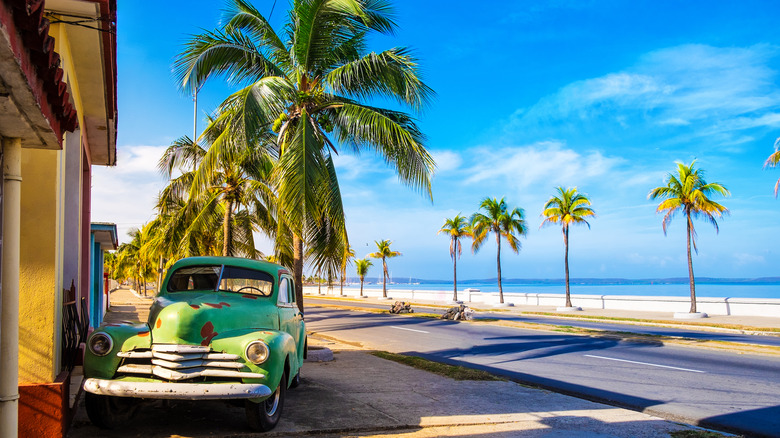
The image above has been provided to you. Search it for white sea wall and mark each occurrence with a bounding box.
[303,286,780,317]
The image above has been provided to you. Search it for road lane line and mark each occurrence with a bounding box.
[584,354,705,373]
[389,326,429,334]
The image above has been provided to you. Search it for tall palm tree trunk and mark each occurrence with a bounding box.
[686,214,697,313]
[496,233,503,304]
[340,267,345,296]
[293,235,304,312]
[564,227,572,308]
[382,259,388,298]
[223,199,233,257]
[452,246,458,302]
[360,278,364,297]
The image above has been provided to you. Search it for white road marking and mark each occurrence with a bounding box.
[584,354,705,373]
[389,326,429,334]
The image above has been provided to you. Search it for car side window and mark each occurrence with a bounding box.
[278,277,290,304]
[287,279,296,304]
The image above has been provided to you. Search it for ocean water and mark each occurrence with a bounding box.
[352,282,780,299]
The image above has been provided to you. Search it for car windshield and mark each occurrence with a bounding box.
[167,265,274,297]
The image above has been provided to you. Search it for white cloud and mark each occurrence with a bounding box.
[431,150,462,173]
[510,44,780,144]
[733,253,765,266]
[460,140,624,192]
[91,145,169,242]
[108,145,169,175]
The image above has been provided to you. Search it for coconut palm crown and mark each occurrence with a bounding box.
[648,161,729,314]
[764,137,780,196]
[368,239,401,299]
[354,258,373,297]
[174,0,436,310]
[438,214,471,302]
[541,187,595,308]
[470,198,527,304]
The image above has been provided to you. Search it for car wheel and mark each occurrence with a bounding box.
[246,371,286,431]
[84,392,140,429]
[289,368,301,389]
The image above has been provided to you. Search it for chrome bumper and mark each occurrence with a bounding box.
[83,378,272,400]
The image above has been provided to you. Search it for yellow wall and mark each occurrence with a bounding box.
[18,148,60,384]
[14,17,90,385]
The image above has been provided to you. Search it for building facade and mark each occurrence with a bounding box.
[0,1,117,436]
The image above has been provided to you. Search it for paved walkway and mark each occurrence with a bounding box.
[66,287,717,437]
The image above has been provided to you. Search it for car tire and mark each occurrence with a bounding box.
[246,371,286,431]
[289,368,301,389]
[84,392,140,429]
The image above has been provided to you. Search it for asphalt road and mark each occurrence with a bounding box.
[305,306,780,438]
[306,297,780,347]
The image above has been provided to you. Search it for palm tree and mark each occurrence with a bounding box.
[438,215,471,302]
[541,187,595,308]
[340,245,355,296]
[368,240,401,299]
[764,137,780,196]
[154,132,276,259]
[116,226,156,297]
[649,161,729,314]
[470,198,527,305]
[103,251,118,281]
[174,0,435,310]
[354,258,373,297]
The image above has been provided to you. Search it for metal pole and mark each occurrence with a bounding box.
[193,90,197,144]
[0,137,22,437]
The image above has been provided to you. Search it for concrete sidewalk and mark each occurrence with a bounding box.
[66,288,712,437]
[305,291,780,332]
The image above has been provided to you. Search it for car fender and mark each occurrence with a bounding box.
[83,323,152,379]
[209,328,300,390]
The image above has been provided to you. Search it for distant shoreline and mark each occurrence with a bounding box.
[330,277,780,286]
[311,280,780,299]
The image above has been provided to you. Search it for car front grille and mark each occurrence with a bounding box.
[116,344,265,381]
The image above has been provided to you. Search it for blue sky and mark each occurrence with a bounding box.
[93,0,780,281]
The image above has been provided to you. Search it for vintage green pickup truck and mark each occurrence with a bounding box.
[82,256,306,432]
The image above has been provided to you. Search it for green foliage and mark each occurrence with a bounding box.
[174,0,436,304]
[541,187,595,231]
[354,258,373,279]
[439,214,471,301]
[151,132,274,261]
[648,162,729,313]
[764,137,780,196]
[439,214,471,260]
[114,226,157,294]
[541,187,595,307]
[470,198,527,254]
[368,239,401,297]
[470,198,527,302]
[648,161,729,246]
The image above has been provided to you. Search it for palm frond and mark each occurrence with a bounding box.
[330,102,434,197]
[326,47,434,111]
[174,27,284,93]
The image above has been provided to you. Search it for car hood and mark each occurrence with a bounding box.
[147,291,279,346]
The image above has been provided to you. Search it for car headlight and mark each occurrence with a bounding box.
[88,332,113,356]
[245,340,269,364]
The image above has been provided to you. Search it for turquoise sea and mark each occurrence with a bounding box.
[353,282,780,299]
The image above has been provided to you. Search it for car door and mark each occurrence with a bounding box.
[277,275,303,352]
